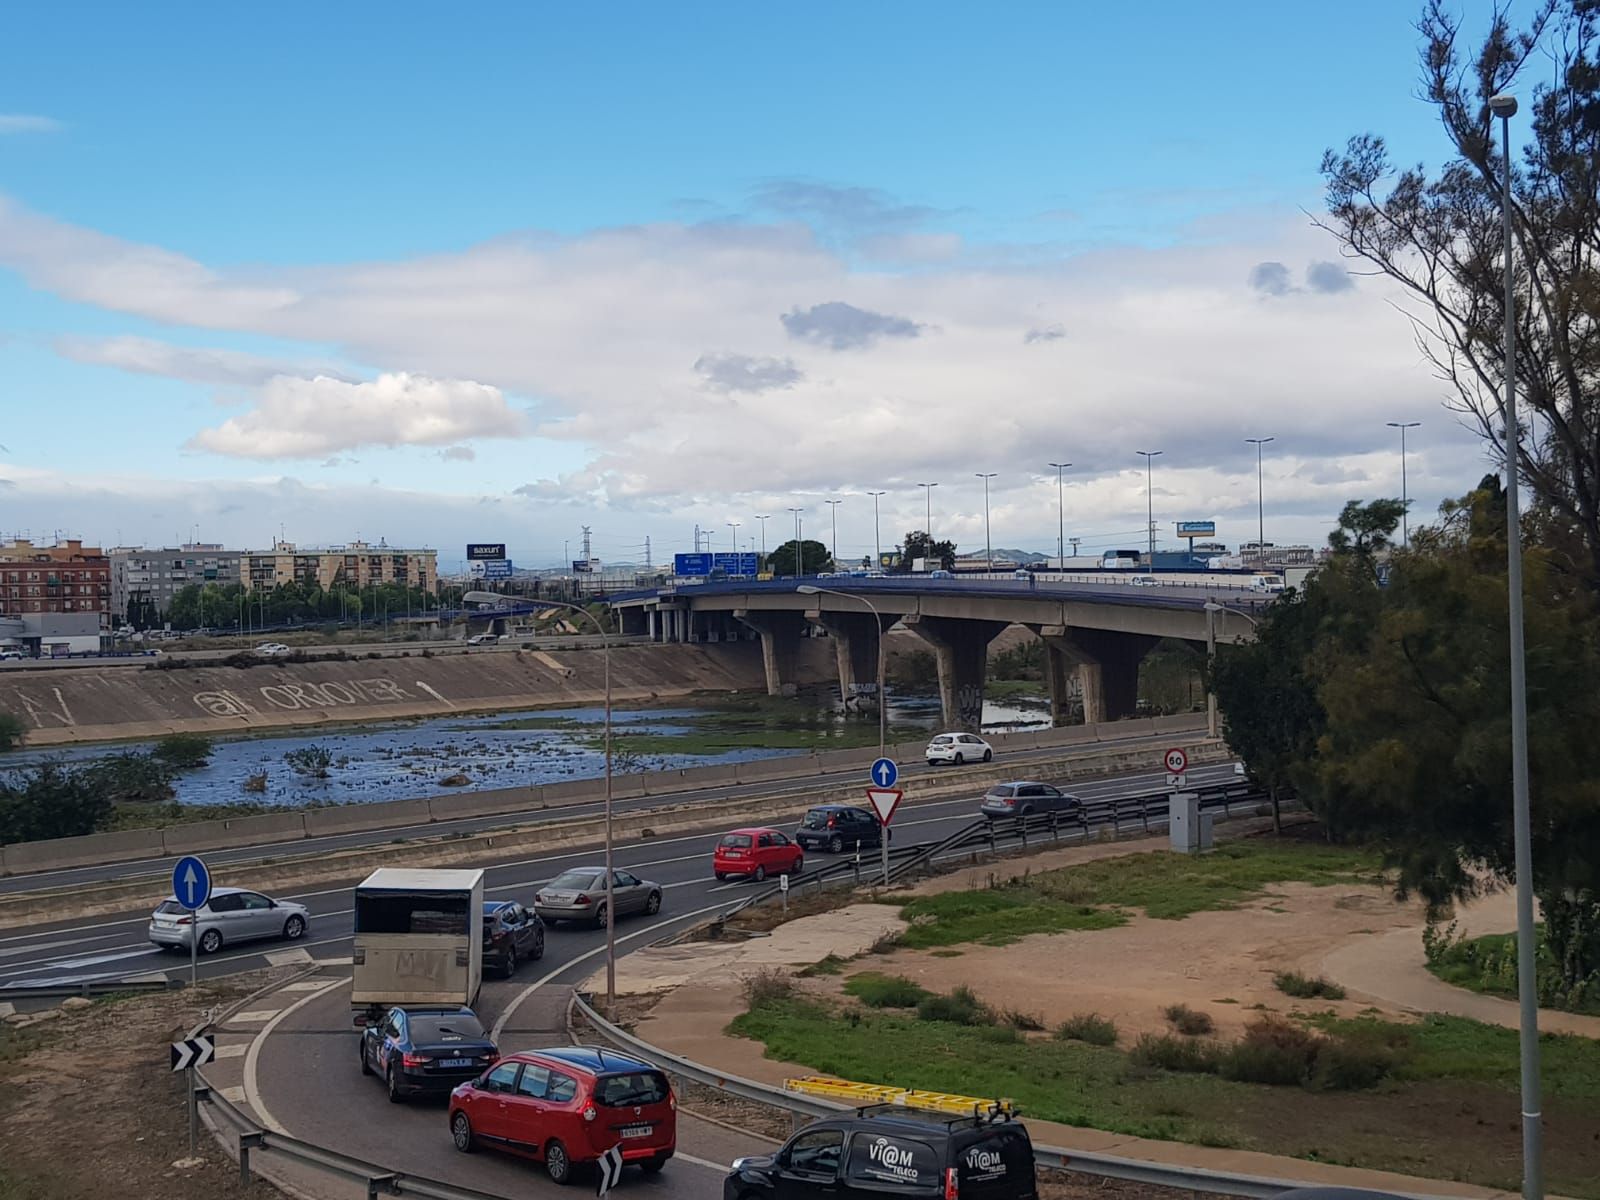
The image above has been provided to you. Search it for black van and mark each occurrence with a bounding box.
[723,1103,1037,1199]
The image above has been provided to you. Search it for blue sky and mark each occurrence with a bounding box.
[0,2,1511,567]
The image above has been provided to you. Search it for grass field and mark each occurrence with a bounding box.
[894,839,1382,948]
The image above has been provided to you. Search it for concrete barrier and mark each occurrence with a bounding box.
[736,756,818,783]
[540,780,605,806]
[2,827,168,874]
[302,797,436,838]
[1151,713,1208,733]
[814,747,873,772]
[644,764,738,794]
[170,811,309,854]
[427,786,542,822]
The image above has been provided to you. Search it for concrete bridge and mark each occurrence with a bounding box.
[610,576,1268,732]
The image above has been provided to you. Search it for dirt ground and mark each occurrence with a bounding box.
[0,972,292,1200]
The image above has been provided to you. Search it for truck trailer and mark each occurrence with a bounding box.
[351,867,484,1022]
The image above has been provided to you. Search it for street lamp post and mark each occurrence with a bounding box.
[917,482,938,544]
[1491,91,1543,1200]
[1245,438,1274,560]
[798,585,888,884]
[755,515,769,563]
[1136,451,1163,574]
[527,597,616,1011]
[825,498,842,569]
[867,491,886,569]
[787,507,804,577]
[1048,462,1071,565]
[1387,422,1421,547]
[727,521,741,571]
[975,473,996,569]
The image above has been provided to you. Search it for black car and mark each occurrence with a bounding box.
[360,1005,499,1103]
[724,1103,1037,1199]
[796,805,887,854]
[482,900,545,977]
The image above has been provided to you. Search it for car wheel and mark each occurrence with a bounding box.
[642,1155,669,1174]
[451,1112,475,1153]
[283,914,306,940]
[927,759,937,766]
[828,834,843,853]
[359,1037,373,1076]
[199,929,223,955]
[645,890,662,915]
[533,931,545,961]
[504,945,518,978]
[714,872,727,882]
[1020,805,1035,817]
[954,752,965,765]
[592,902,607,928]
[386,1065,404,1104]
[753,865,767,883]
[545,1139,572,1185]
[983,749,993,762]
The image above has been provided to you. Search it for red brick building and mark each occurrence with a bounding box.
[0,539,113,622]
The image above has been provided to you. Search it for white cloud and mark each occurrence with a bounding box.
[55,334,353,387]
[187,372,528,459]
[0,114,61,135]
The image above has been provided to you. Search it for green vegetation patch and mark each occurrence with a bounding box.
[1424,923,1600,1016]
[844,972,930,1008]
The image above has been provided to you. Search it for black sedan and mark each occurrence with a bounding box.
[795,804,887,853]
[482,900,544,977]
[360,1006,499,1103]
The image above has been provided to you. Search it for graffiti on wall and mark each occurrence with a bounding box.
[193,677,415,717]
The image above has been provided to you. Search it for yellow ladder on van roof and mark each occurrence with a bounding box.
[785,1076,1015,1118]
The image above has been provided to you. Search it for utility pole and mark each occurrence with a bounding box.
[1136,450,1162,575]
[1245,438,1274,558]
[755,515,769,562]
[825,498,841,568]
[867,491,886,568]
[787,507,804,576]
[1387,422,1421,548]
[644,536,651,570]
[975,473,996,569]
[1048,462,1070,565]
[917,482,938,561]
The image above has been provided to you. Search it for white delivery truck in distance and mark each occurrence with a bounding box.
[352,867,484,1024]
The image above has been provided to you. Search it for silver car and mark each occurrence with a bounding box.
[148,886,311,955]
[979,781,1082,820]
[534,867,662,927]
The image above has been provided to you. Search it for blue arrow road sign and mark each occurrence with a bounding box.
[870,757,898,788]
[172,855,212,911]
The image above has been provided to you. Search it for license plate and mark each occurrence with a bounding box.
[620,1124,652,1139]
[438,1058,472,1069]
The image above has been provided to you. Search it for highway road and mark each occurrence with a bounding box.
[0,725,1204,896]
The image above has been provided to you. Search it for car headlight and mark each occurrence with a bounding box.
[731,1157,752,1172]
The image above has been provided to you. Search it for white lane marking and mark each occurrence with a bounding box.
[280,979,335,991]
[227,1009,283,1025]
[490,900,733,1043]
[214,1043,248,1059]
[243,977,347,1135]
[672,1150,732,1173]
[266,949,313,965]
[0,930,136,958]
[220,1085,246,1103]
[0,1002,13,1018]
[0,946,162,980]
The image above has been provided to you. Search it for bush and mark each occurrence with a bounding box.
[1000,1008,1046,1031]
[242,772,269,794]
[1163,1004,1215,1036]
[284,745,334,779]
[0,712,24,753]
[1219,1016,1321,1086]
[1055,1012,1118,1046]
[1130,1033,1221,1074]
[845,973,930,1008]
[0,762,114,843]
[1307,1036,1396,1091]
[741,968,795,1008]
[1274,971,1347,1000]
[916,986,996,1026]
[799,955,846,977]
[152,733,213,770]
[82,752,174,804]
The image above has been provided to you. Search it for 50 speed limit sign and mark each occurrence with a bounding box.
[1164,747,1188,788]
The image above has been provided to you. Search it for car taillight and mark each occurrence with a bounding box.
[402,1053,430,1067]
[174,916,193,925]
[668,1090,676,1111]
[827,815,836,827]
[484,1051,499,1063]
[582,1104,597,1122]
[944,1166,959,1198]
[575,895,591,906]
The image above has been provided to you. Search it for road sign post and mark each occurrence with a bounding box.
[172,855,212,990]
[866,786,903,887]
[171,1035,215,1153]
[779,872,790,914]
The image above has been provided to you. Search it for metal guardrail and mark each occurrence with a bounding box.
[1,977,183,1000]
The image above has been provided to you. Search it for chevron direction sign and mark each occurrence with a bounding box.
[170,1035,214,1072]
[595,1144,624,1196]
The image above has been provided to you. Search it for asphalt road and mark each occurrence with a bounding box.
[0,725,1204,896]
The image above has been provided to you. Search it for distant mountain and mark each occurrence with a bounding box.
[955,548,1049,564]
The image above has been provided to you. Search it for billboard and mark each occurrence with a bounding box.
[673,553,713,576]
[1175,521,1216,539]
[878,552,902,569]
[482,559,514,579]
[467,543,507,561]
[713,552,759,576]
[571,560,593,574]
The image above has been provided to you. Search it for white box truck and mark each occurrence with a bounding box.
[351,868,484,1023]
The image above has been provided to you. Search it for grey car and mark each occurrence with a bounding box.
[148,886,311,954]
[534,867,662,927]
[979,781,1082,821]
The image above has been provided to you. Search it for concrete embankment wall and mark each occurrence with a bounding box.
[0,639,835,747]
[0,713,1210,879]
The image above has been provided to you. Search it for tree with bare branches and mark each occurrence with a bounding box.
[1320,0,1600,582]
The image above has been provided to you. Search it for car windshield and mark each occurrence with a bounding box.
[155,900,187,915]
[719,833,753,848]
[408,1013,484,1041]
[932,734,956,744]
[988,785,1016,798]
[549,871,601,890]
[594,1070,670,1107]
[800,812,831,829]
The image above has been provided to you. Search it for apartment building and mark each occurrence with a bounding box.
[243,541,438,595]
[0,538,113,624]
[109,544,243,620]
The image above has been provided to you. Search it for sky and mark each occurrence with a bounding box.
[0,2,1522,571]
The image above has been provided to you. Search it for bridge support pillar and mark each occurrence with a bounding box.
[734,609,808,696]
[617,606,647,637]
[902,615,1007,732]
[1036,627,1157,724]
[812,610,895,708]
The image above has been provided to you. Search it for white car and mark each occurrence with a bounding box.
[926,732,993,766]
[0,649,26,661]
[253,642,290,656]
[1128,575,1162,587]
[466,633,498,645]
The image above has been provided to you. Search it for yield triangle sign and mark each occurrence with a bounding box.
[866,787,903,826]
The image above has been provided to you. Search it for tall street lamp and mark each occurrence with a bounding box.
[798,585,889,884]
[727,521,741,571]
[975,473,997,569]
[755,515,769,562]
[917,482,938,544]
[526,597,616,1011]
[787,507,804,577]
[1491,90,1543,1200]
[1245,437,1274,560]
[1136,450,1163,575]
[1048,462,1071,565]
[867,491,886,569]
[825,498,842,568]
[1387,421,1421,547]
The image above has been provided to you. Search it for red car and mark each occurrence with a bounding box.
[713,826,804,882]
[449,1047,675,1184]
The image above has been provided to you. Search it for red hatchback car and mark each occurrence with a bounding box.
[713,826,804,882]
[449,1047,675,1184]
